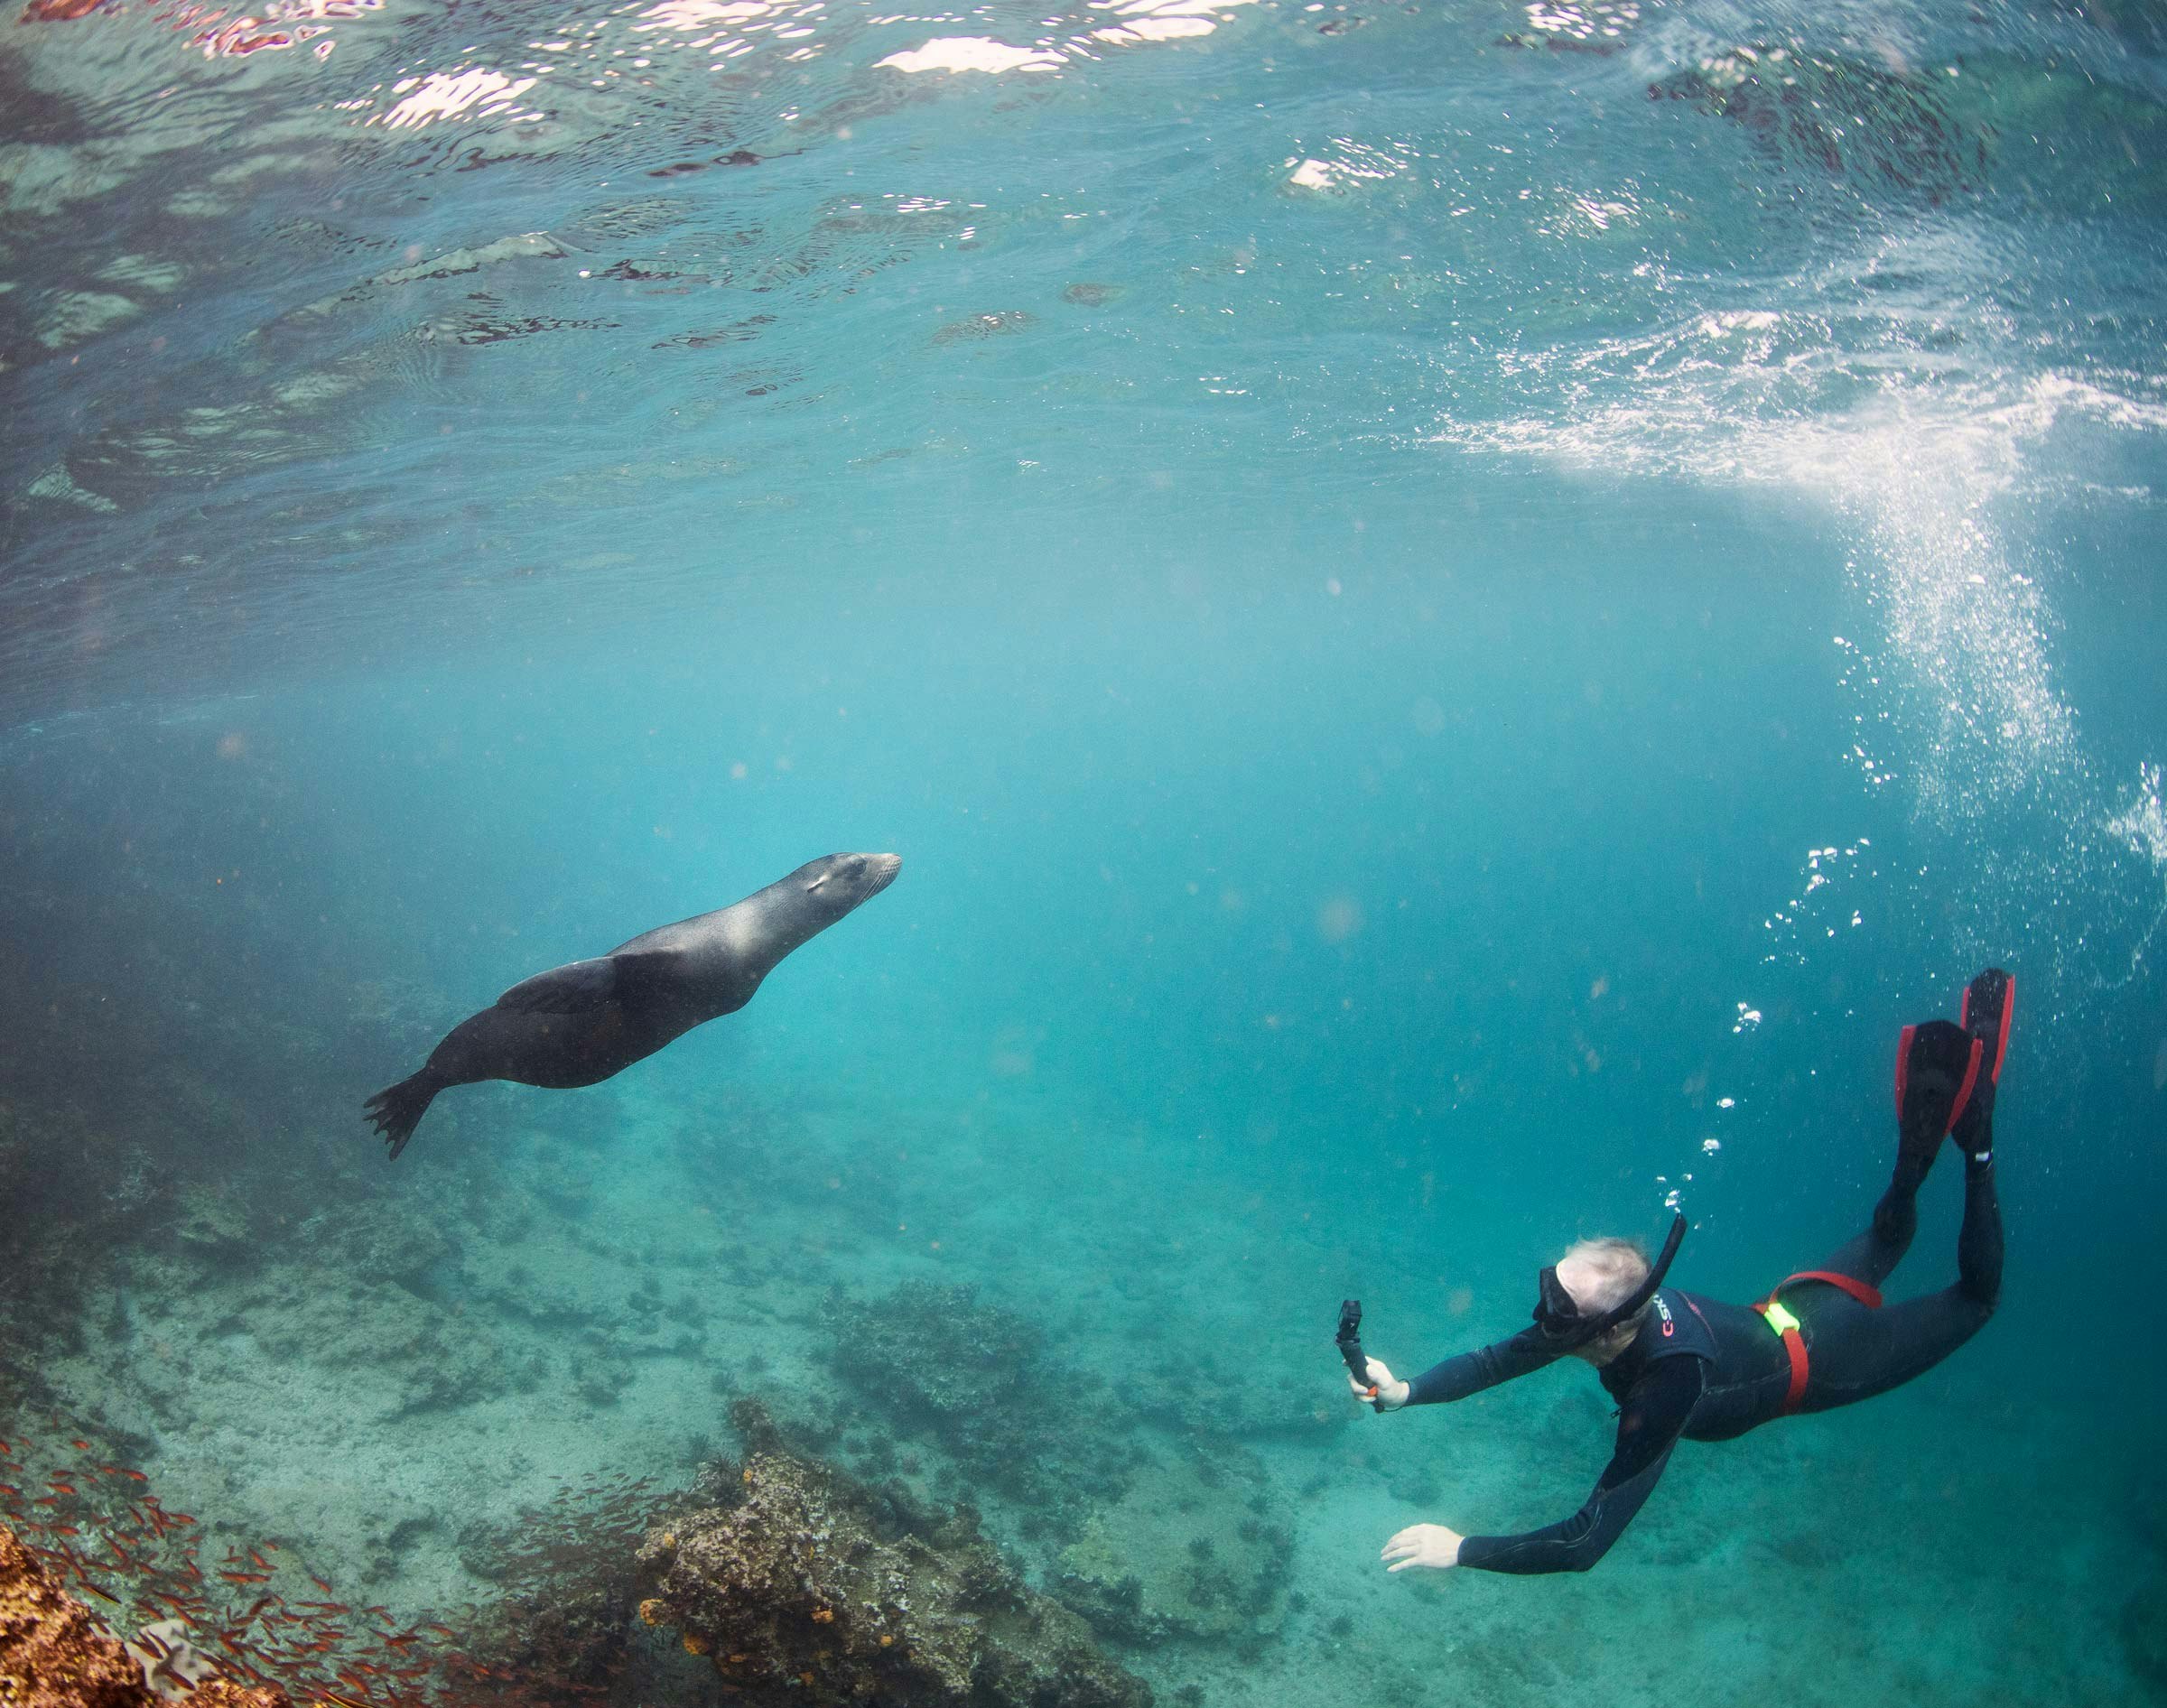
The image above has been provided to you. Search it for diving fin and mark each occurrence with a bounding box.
[1894,1018,1983,1183]
[1951,967,2014,1158]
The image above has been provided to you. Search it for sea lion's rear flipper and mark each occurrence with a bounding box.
[364,1071,443,1162]
[494,950,678,1014]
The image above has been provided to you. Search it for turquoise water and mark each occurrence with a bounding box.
[2,2,2164,1703]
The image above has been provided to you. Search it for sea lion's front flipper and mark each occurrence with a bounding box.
[496,951,677,1014]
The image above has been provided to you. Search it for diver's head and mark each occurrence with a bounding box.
[1531,1213,1686,1365]
[1548,1238,1653,1365]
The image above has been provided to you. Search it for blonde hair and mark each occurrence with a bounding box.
[1555,1236,1652,1319]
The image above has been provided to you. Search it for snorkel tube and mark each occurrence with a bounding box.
[1532,1212,1688,1350]
[1335,1298,1377,1403]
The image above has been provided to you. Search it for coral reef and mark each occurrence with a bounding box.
[824,1282,1136,1513]
[0,1421,652,1705]
[0,1520,284,1708]
[636,1402,1151,1708]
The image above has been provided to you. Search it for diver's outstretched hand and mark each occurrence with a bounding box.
[1381,1523,1464,1573]
[1348,1357,1410,1411]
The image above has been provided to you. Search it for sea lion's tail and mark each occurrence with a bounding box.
[363,1070,443,1162]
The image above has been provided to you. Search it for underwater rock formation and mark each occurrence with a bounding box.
[824,1281,1137,1513]
[1054,1458,1291,1646]
[0,1521,285,1708]
[826,1280,1042,1443]
[636,1403,1151,1708]
[823,1280,1302,1649]
[0,1520,144,1708]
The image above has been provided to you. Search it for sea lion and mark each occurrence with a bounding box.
[363,851,901,1159]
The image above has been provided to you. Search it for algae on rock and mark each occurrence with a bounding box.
[637,1401,1151,1708]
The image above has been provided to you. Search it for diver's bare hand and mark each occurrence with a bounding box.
[1348,1357,1410,1411]
[1381,1523,1463,1573]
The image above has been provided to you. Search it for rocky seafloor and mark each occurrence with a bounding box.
[4,1052,2162,1708]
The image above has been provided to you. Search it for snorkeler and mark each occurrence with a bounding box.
[1348,968,2012,1576]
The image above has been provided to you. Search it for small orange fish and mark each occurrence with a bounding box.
[220,1570,273,1583]
[48,1481,77,1495]
[71,1439,89,1451]
[81,1581,121,1605]
[248,1548,272,1570]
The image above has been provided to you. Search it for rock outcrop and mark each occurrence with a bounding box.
[636,1404,1150,1708]
[823,1281,1137,1515]
[0,1522,285,1708]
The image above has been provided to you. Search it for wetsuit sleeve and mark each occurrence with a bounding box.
[1403,1326,1561,1406]
[1456,1355,1704,1575]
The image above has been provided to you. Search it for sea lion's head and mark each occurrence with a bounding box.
[795,850,903,919]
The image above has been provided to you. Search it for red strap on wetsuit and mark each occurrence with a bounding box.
[1755,1271,1885,1415]
[1754,1302,1811,1413]
[1776,1269,1883,1309]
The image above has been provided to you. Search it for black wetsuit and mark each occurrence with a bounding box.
[1404,1156,2002,1573]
